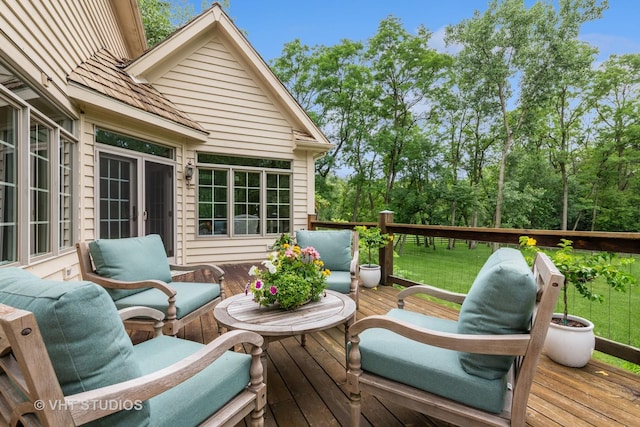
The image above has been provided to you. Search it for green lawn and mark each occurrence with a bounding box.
[392,236,640,372]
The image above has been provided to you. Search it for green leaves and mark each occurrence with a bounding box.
[520,236,635,321]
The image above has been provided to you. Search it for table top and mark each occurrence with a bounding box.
[214,290,357,337]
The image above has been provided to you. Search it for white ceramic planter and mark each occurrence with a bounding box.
[359,265,381,288]
[543,314,595,368]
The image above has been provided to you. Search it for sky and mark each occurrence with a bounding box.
[187,0,640,64]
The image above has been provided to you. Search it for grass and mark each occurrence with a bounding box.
[392,236,640,371]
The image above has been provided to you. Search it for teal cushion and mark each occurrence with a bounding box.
[114,282,221,318]
[296,230,352,272]
[357,308,508,413]
[0,267,150,426]
[133,336,252,427]
[457,248,537,379]
[325,271,351,294]
[88,234,172,300]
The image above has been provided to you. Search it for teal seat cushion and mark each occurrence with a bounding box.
[0,267,150,426]
[88,234,172,300]
[358,308,508,414]
[133,335,252,427]
[296,230,352,272]
[114,282,221,318]
[457,248,537,379]
[325,271,351,294]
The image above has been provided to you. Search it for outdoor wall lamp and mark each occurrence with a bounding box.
[185,161,195,184]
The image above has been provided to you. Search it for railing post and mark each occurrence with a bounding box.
[379,210,394,286]
[308,213,317,230]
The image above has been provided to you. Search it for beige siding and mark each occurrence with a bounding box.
[153,36,316,264]
[0,0,130,108]
[154,38,295,156]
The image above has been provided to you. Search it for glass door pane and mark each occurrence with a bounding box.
[98,154,136,239]
[145,161,174,256]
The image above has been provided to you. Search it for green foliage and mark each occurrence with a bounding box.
[138,0,199,46]
[246,234,329,310]
[354,225,393,266]
[519,236,636,324]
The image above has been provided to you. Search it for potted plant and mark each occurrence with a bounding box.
[246,234,330,310]
[355,225,393,288]
[520,236,635,367]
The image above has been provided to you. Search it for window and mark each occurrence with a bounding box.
[0,70,76,265]
[197,154,292,237]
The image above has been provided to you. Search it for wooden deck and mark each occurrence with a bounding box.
[133,264,640,427]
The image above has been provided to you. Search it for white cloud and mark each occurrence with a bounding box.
[428,26,462,55]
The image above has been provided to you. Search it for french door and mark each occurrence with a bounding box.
[98,153,174,256]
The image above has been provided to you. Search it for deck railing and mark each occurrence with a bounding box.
[307,211,640,366]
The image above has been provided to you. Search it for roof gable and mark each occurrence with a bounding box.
[125,3,331,149]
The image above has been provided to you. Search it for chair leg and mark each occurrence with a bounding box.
[349,392,362,427]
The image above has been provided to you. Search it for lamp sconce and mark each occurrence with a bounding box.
[185,161,195,185]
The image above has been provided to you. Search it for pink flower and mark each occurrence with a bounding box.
[255,280,263,290]
[269,286,277,295]
[301,246,320,260]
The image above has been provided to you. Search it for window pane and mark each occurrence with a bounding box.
[59,137,73,248]
[0,104,17,264]
[30,121,50,256]
[99,155,133,239]
[197,169,228,236]
[95,128,174,159]
[198,153,291,170]
[233,171,260,235]
[265,173,291,235]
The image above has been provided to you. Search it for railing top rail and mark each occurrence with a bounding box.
[309,218,640,254]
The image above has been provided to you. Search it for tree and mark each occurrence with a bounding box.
[365,16,451,205]
[585,53,640,230]
[138,0,214,47]
[446,0,606,228]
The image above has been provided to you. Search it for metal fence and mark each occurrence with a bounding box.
[308,212,640,365]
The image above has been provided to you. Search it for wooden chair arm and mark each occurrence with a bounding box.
[66,330,265,425]
[82,272,176,298]
[348,315,530,356]
[397,284,466,307]
[169,263,225,280]
[118,307,165,337]
[350,249,359,276]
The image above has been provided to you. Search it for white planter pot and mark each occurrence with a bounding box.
[543,314,595,368]
[359,265,381,288]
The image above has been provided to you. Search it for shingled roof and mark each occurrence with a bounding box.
[68,49,205,133]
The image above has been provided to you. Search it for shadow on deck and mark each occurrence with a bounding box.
[131,264,640,427]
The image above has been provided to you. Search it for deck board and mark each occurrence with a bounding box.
[130,264,640,427]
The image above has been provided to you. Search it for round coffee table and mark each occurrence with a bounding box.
[214,290,356,383]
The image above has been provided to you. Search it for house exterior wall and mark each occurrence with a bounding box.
[0,0,136,279]
[0,2,326,277]
[0,0,129,115]
[152,35,314,264]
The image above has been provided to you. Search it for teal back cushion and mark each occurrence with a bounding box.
[296,230,352,272]
[457,248,537,379]
[0,267,149,425]
[89,234,172,300]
